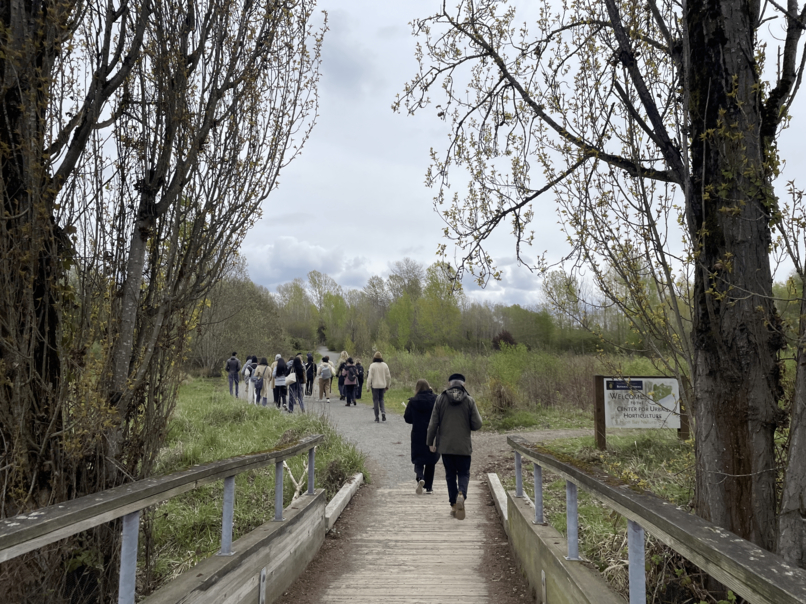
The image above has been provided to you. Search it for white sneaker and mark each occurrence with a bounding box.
[416,480,424,495]
[455,493,465,520]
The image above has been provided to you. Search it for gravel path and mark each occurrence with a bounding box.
[307,346,415,487]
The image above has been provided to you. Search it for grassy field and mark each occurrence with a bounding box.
[142,377,367,592]
[500,430,697,601]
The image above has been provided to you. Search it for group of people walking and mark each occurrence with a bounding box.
[224,349,394,422]
[404,373,483,520]
[227,352,482,520]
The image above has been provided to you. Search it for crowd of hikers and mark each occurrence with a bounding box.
[225,352,483,520]
[223,349,393,420]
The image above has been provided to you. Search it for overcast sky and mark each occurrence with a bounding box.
[241,1,806,307]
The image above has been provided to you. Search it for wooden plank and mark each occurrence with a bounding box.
[0,434,323,563]
[508,434,806,604]
[594,375,607,450]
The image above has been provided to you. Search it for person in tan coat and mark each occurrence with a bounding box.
[366,351,392,422]
[318,356,337,402]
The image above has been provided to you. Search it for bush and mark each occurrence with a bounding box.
[492,329,517,350]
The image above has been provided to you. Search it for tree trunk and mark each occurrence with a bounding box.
[687,0,783,550]
[777,292,806,566]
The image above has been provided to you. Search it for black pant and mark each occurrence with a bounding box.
[441,454,471,505]
[275,385,287,408]
[356,379,363,399]
[345,383,356,405]
[415,462,437,491]
[305,374,314,395]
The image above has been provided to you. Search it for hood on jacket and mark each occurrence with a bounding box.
[445,386,469,405]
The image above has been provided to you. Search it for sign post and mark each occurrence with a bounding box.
[594,375,685,450]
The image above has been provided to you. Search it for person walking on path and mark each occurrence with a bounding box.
[426,373,483,520]
[336,350,349,400]
[404,379,440,495]
[305,352,316,396]
[243,356,258,403]
[318,355,336,403]
[225,352,241,397]
[342,357,359,407]
[273,357,288,410]
[366,351,392,422]
[355,359,365,400]
[253,358,271,406]
[289,355,307,413]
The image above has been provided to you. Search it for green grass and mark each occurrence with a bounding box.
[480,406,592,431]
[144,377,367,589]
[500,429,695,600]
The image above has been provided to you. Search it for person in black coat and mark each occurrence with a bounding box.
[404,379,441,494]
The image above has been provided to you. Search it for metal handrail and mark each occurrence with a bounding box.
[507,435,806,604]
[0,433,323,604]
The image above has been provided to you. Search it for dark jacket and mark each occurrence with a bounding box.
[225,356,241,374]
[426,385,483,456]
[405,390,441,465]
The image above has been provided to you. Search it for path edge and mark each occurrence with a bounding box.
[325,472,363,530]
[487,472,509,536]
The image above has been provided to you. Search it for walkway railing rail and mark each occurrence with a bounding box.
[0,434,324,604]
[508,435,806,604]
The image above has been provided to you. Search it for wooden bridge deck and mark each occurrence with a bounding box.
[320,480,489,603]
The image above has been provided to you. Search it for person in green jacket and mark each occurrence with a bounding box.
[426,373,483,520]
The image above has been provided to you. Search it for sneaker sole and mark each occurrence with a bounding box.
[416,480,424,495]
[455,494,466,520]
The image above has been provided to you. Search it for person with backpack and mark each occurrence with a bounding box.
[253,358,271,406]
[305,352,316,396]
[342,357,359,407]
[242,356,258,403]
[426,373,483,520]
[366,351,392,422]
[336,350,349,400]
[272,357,288,410]
[355,359,365,400]
[318,355,336,403]
[224,352,241,397]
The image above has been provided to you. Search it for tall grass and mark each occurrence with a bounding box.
[382,346,660,430]
[142,377,367,592]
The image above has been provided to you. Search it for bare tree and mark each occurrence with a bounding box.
[398,0,806,563]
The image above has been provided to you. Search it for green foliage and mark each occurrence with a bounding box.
[148,377,368,589]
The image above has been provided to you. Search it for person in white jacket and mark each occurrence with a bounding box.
[366,351,392,422]
[318,356,337,403]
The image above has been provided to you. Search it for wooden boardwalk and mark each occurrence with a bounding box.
[320,480,489,603]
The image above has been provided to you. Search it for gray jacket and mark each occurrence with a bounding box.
[426,385,483,456]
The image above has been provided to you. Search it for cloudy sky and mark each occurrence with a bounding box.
[241,1,806,306]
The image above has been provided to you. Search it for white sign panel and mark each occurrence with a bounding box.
[603,377,680,429]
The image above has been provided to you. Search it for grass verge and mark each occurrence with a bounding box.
[500,430,698,602]
[143,377,367,592]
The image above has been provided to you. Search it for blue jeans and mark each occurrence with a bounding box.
[228,372,239,396]
[289,382,305,412]
[441,454,471,505]
[372,388,386,419]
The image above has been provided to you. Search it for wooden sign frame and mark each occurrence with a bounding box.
[594,375,690,450]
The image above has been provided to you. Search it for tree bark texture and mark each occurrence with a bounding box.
[687,0,784,550]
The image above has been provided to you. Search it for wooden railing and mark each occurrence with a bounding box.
[0,434,324,604]
[507,435,806,604]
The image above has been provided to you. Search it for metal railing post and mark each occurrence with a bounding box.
[218,475,235,555]
[628,520,647,604]
[117,510,139,604]
[515,451,523,497]
[565,480,580,560]
[274,460,284,521]
[533,463,544,524]
[307,447,315,495]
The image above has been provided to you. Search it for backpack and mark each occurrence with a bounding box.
[356,365,364,379]
[244,365,252,378]
[346,365,358,381]
[320,364,332,379]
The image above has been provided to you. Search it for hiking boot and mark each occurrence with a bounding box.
[374,417,380,423]
[382,414,386,422]
[416,480,424,495]
[455,493,466,520]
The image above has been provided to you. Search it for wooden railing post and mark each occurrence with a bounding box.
[274,460,284,521]
[566,481,580,561]
[218,475,236,555]
[515,451,523,497]
[117,510,140,604]
[628,520,646,604]
[307,447,316,495]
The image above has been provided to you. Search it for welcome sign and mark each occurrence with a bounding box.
[603,377,680,429]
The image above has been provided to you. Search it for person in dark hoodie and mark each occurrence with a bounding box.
[305,352,316,396]
[426,373,483,520]
[404,379,440,495]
